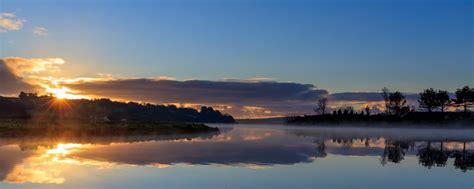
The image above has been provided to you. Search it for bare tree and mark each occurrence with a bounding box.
[381,87,390,114]
[314,97,328,115]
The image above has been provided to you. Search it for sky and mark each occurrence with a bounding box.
[0,0,473,118]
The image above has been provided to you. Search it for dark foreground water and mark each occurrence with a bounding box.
[1,124,474,189]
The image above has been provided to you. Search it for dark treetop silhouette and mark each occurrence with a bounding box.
[288,86,474,125]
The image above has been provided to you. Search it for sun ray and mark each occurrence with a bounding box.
[46,86,83,100]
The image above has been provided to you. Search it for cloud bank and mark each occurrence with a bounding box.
[0,59,38,95]
[62,79,329,118]
[1,57,64,77]
[1,56,424,118]
[64,79,327,104]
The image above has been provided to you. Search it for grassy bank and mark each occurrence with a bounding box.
[0,119,219,137]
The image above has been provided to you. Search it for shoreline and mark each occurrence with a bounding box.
[0,119,220,137]
[284,121,474,128]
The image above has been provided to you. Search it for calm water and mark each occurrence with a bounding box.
[1,124,474,189]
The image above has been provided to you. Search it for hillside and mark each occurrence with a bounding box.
[0,93,235,123]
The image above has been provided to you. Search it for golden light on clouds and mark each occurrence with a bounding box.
[1,57,90,99]
[0,12,25,31]
[3,57,65,77]
[241,106,277,119]
[46,86,85,99]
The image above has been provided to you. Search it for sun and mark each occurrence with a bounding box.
[48,88,67,99]
[46,86,83,99]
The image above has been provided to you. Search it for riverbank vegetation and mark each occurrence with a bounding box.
[0,119,219,137]
[288,86,474,125]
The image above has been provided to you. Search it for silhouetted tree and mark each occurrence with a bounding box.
[381,88,409,116]
[381,87,390,114]
[18,92,38,100]
[418,88,438,112]
[454,86,474,112]
[365,105,371,116]
[436,90,450,112]
[314,97,328,115]
[345,106,354,113]
[388,91,408,116]
[18,92,28,99]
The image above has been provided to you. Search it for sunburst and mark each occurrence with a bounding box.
[46,86,84,100]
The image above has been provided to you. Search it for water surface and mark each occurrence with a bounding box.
[1,124,474,189]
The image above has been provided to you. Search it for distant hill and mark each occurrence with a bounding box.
[0,93,235,123]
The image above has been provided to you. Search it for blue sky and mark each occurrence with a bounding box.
[1,0,473,117]
[1,0,472,92]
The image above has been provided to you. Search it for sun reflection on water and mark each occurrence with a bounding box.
[3,143,91,184]
[47,143,83,156]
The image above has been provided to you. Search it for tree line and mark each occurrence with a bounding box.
[315,85,474,116]
[0,92,235,123]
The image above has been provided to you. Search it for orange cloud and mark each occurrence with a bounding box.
[0,12,25,32]
[241,106,276,118]
[0,59,38,95]
[2,57,65,77]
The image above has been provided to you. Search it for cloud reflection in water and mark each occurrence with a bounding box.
[1,126,474,185]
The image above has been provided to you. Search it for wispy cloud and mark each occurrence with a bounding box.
[222,77,275,83]
[33,27,48,36]
[0,12,25,31]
